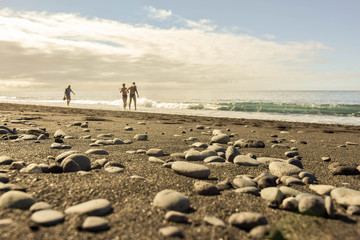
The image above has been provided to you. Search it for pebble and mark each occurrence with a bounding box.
[124,126,133,131]
[194,181,219,195]
[65,199,112,216]
[284,151,299,158]
[286,159,303,169]
[309,184,336,195]
[85,149,109,155]
[134,134,148,141]
[9,161,25,170]
[330,187,360,206]
[112,138,124,145]
[146,148,164,157]
[165,211,188,223]
[54,129,67,138]
[20,134,38,140]
[234,155,261,166]
[234,187,260,196]
[185,150,204,161]
[260,187,284,205]
[298,196,326,217]
[158,226,183,238]
[0,218,14,225]
[153,189,190,212]
[171,161,210,179]
[328,162,359,175]
[196,125,204,129]
[281,197,298,211]
[0,190,35,209]
[285,176,304,186]
[269,162,302,177]
[346,142,359,146]
[271,144,290,149]
[191,142,207,148]
[148,157,165,164]
[234,139,265,148]
[249,225,271,239]
[233,178,257,188]
[322,156,331,162]
[204,156,225,163]
[325,196,335,218]
[347,205,360,216]
[136,149,146,154]
[62,154,91,171]
[200,150,218,159]
[0,173,9,183]
[228,212,268,231]
[225,146,240,162]
[137,122,146,125]
[203,216,226,228]
[105,167,124,173]
[210,134,230,144]
[31,209,65,226]
[0,156,14,165]
[256,157,284,164]
[49,164,63,173]
[82,216,110,232]
[207,145,226,153]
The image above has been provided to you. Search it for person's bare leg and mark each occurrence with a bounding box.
[134,97,137,110]
[67,99,70,106]
[129,98,132,110]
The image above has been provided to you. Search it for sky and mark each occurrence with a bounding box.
[0,0,359,93]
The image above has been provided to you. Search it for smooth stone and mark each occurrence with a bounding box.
[281,197,298,211]
[204,216,226,228]
[146,148,164,157]
[165,211,188,223]
[20,134,38,140]
[55,150,81,163]
[309,184,336,195]
[260,187,283,204]
[31,209,65,226]
[78,171,92,176]
[148,157,165,164]
[234,139,265,148]
[153,189,190,212]
[0,173,9,183]
[325,196,335,218]
[95,140,112,145]
[49,164,63,173]
[233,178,257,188]
[0,218,14,225]
[346,142,359,146]
[104,162,125,169]
[162,162,173,168]
[249,225,271,239]
[62,154,91,171]
[0,183,26,192]
[279,186,302,197]
[216,179,233,191]
[159,226,183,238]
[269,162,302,177]
[82,216,110,232]
[62,160,81,172]
[105,167,124,173]
[0,190,35,209]
[234,155,261,166]
[347,205,360,216]
[196,125,204,129]
[9,161,25,170]
[136,149,146,154]
[210,134,230,144]
[0,156,14,165]
[137,122,146,125]
[191,142,208,148]
[207,145,226,153]
[328,162,359,175]
[172,161,210,179]
[24,164,42,174]
[112,138,124,145]
[130,175,145,180]
[194,181,219,195]
[170,152,185,160]
[50,143,64,149]
[298,196,326,216]
[256,157,285,164]
[85,149,109,155]
[97,134,113,138]
[204,156,225,163]
[228,212,267,231]
[271,144,290,149]
[322,157,331,162]
[285,176,304,186]
[225,146,240,162]
[299,171,316,180]
[185,150,204,161]
[287,159,303,169]
[64,135,74,139]
[134,134,148,141]
[54,129,67,138]
[94,158,109,167]
[285,151,299,158]
[83,129,90,132]
[212,129,225,136]
[30,201,52,212]
[65,199,112,216]
[200,150,218,159]
[235,187,260,196]
[331,187,360,206]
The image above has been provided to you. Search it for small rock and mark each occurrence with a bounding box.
[228,212,267,231]
[146,148,164,157]
[153,189,190,212]
[203,216,226,228]
[328,162,359,175]
[281,197,298,211]
[134,134,148,141]
[0,156,14,165]
[309,184,336,195]
[194,181,219,195]
[85,149,109,155]
[347,205,360,216]
[225,146,240,162]
[325,196,335,218]
[269,162,302,177]
[233,178,257,188]
[330,187,360,206]
[298,196,326,217]
[65,199,112,216]
[0,190,35,209]
[159,226,183,238]
[30,201,52,212]
[82,216,110,232]
[165,211,188,223]
[172,161,210,179]
[260,187,283,205]
[31,209,64,226]
[235,187,260,196]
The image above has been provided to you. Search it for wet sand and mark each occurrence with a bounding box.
[0,103,359,240]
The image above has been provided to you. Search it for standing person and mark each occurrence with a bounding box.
[64,85,75,106]
[119,83,128,110]
[128,82,139,110]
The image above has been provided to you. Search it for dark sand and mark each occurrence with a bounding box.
[0,103,359,240]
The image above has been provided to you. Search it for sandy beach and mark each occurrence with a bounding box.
[0,102,359,240]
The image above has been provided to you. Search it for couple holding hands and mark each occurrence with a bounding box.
[120,82,139,110]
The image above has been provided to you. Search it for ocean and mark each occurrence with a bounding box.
[0,90,359,126]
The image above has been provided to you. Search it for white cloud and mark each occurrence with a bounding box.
[145,6,172,20]
[0,8,336,92]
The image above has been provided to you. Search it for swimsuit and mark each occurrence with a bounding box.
[130,93,135,98]
[122,93,127,98]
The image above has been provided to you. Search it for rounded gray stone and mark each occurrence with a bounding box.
[233,178,257,188]
[165,211,188,223]
[185,150,204,161]
[55,150,81,163]
[82,216,109,231]
[30,201,52,212]
[146,148,164,157]
[31,209,64,226]
[0,156,14,165]
[171,161,210,179]
[159,226,183,238]
[0,190,35,209]
[281,197,298,211]
[65,199,112,216]
[134,134,148,141]
[204,216,226,228]
[225,146,240,162]
[204,156,225,163]
[153,189,190,212]
[325,196,335,218]
[330,187,360,206]
[269,162,302,177]
[298,196,326,216]
[210,134,230,144]
[234,155,261,166]
[234,187,260,196]
[228,212,267,231]
[105,167,124,173]
[260,187,284,204]
[194,181,219,195]
[62,154,91,171]
[85,149,109,155]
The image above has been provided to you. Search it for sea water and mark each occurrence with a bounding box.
[0,90,359,126]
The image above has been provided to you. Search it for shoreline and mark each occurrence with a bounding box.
[1,102,359,131]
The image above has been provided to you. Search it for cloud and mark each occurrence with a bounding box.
[0,8,337,92]
[145,6,172,20]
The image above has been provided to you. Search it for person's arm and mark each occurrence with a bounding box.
[71,89,75,95]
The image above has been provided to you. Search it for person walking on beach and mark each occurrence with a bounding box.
[64,85,75,106]
[128,82,139,110]
[119,83,128,110]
